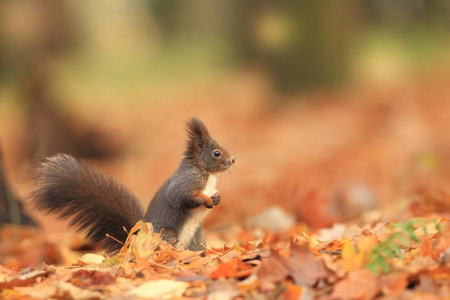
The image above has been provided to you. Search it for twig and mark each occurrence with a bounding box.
[106,233,125,245]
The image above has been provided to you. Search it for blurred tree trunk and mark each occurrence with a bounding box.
[226,0,359,95]
[0,0,123,162]
[0,148,35,226]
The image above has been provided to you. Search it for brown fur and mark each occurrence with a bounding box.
[31,118,234,253]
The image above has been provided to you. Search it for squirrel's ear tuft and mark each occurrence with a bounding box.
[184,118,211,157]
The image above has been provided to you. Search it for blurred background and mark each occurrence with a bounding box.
[1,0,450,233]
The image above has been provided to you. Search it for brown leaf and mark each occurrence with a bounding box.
[258,244,326,287]
[257,250,291,285]
[70,270,115,288]
[288,244,327,286]
[331,269,380,300]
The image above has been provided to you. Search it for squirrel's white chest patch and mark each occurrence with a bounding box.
[177,174,217,249]
[202,174,217,197]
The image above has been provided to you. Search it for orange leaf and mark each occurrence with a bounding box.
[3,260,22,272]
[0,278,36,291]
[283,283,303,300]
[419,237,433,257]
[380,272,408,297]
[210,258,255,279]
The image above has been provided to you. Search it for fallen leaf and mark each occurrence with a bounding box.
[380,272,408,297]
[19,267,55,280]
[127,222,162,259]
[209,257,255,279]
[282,283,303,300]
[313,223,347,242]
[54,282,104,300]
[423,266,450,281]
[331,269,380,299]
[126,279,189,299]
[101,255,122,267]
[303,232,320,248]
[288,244,327,286]
[339,239,362,271]
[257,250,290,285]
[13,284,56,299]
[3,260,22,272]
[419,237,433,257]
[340,234,379,272]
[1,289,23,300]
[258,244,326,287]
[79,253,104,265]
[207,279,242,299]
[0,278,36,291]
[322,254,346,279]
[70,270,115,288]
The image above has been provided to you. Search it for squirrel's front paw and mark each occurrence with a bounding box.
[204,196,214,209]
[211,193,221,206]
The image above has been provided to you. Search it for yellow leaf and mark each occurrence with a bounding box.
[340,239,361,271]
[340,235,379,272]
[129,222,163,259]
[302,232,320,248]
[102,255,122,267]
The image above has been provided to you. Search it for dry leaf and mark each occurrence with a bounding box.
[258,244,326,287]
[340,234,379,272]
[303,232,320,248]
[128,222,162,259]
[331,269,380,299]
[210,257,255,279]
[126,279,189,299]
[257,250,290,285]
[0,278,36,291]
[288,244,327,286]
[54,282,104,300]
[79,253,104,265]
[70,270,115,288]
[282,283,304,300]
[380,272,408,297]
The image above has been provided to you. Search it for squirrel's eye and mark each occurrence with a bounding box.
[213,150,221,157]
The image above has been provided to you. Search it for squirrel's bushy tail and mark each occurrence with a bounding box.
[31,154,144,253]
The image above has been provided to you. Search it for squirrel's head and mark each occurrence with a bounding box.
[184,118,235,173]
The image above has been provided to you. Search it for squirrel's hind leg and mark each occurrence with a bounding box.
[187,227,206,251]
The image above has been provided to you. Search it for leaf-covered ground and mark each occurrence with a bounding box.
[2,73,450,299]
[1,205,450,299]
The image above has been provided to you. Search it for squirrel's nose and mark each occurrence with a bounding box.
[231,156,236,164]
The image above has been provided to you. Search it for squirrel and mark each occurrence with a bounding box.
[31,118,235,253]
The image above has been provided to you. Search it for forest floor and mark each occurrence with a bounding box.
[1,72,450,299]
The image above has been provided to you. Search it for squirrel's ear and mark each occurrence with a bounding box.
[185,118,211,156]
